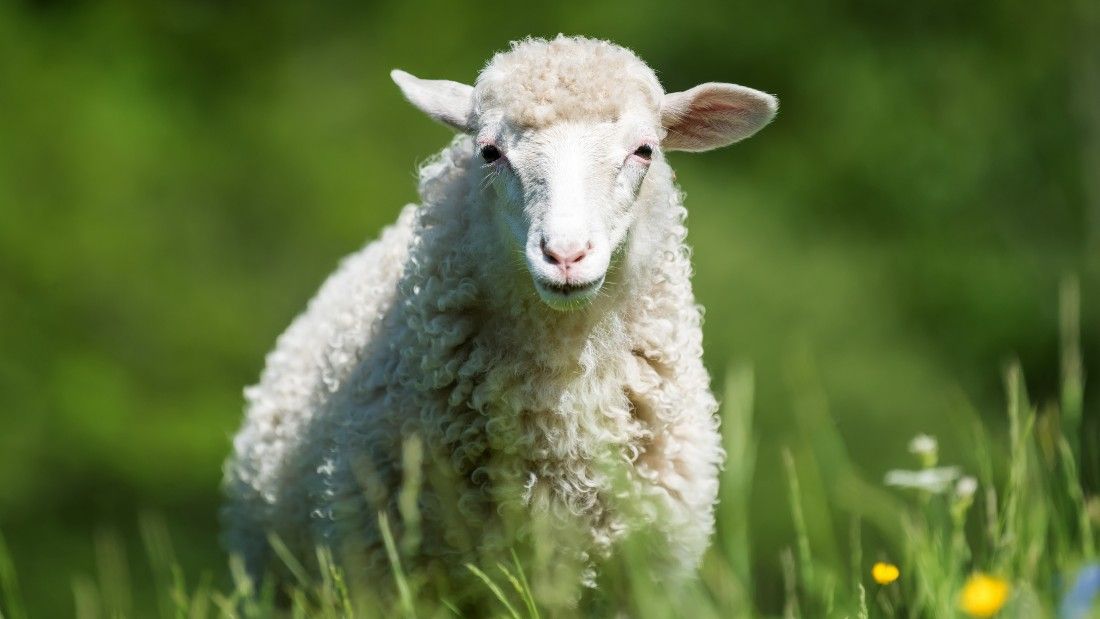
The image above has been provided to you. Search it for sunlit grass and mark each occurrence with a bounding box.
[0,281,1097,618]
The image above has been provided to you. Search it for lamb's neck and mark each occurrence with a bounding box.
[478,286,634,375]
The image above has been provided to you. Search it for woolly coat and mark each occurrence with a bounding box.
[222,36,724,596]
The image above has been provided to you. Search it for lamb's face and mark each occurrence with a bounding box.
[391,36,779,311]
[474,113,659,309]
[479,113,660,307]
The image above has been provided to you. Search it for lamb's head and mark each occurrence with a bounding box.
[392,36,778,310]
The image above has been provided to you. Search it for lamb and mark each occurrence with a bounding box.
[221,35,777,603]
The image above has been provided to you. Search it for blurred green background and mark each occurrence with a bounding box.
[1,0,1097,615]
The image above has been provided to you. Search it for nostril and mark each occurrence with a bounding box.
[541,238,589,267]
[540,238,558,265]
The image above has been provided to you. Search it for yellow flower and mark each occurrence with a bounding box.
[959,573,1010,617]
[872,562,900,585]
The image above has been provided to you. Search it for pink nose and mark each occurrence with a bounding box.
[541,238,590,268]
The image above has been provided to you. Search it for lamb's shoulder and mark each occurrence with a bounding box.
[231,204,420,489]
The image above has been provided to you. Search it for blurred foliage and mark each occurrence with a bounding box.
[0,0,1097,615]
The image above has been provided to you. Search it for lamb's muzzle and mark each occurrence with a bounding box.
[540,237,590,272]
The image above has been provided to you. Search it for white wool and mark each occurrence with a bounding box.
[222,36,725,599]
[476,35,664,128]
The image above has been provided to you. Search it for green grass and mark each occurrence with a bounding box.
[1,283,1097,619]
[2,1,1096,614]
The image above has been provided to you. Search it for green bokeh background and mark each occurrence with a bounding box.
[1,1,1097,615]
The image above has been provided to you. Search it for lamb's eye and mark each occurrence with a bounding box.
[481,145,502,163]
[633,144,653,161]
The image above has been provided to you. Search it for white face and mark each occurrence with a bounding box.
[390,65,778,311]
[476,116,659,309]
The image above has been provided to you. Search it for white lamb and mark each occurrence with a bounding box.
[222,35,777,602]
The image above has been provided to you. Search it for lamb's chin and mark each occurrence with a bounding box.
[533,275,604,311]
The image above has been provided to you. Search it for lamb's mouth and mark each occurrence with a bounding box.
[533,275,604,308]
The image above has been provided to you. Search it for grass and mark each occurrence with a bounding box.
[1,280,1097,619]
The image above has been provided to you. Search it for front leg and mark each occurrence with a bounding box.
[624,349,723,575]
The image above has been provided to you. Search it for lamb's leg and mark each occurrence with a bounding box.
[220,474,274,590]
[625,352,723,576]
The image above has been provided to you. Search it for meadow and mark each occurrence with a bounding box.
[2,292,1096,617]
[0,0,1097,616]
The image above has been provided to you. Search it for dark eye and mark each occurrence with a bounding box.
[633,144,653,160]
[481,144,502,163]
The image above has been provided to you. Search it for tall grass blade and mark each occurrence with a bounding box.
[227,553,261,617]
[138,512,181,618]
[1058,438,1096,559]
[495,563,532,617]
[398,435,425,557]
[0,531,26,619]
[782,448,814,598]
[465,563,521,619]
[71,575,101,619]
[317,546,353,615]
[780,547,800,619]
[1060,275,1084,456]
[93,528,132,618]
[210,591,242,619]
[188,571,213,619]
[510,549,539,619]
[441,598,462,617]
[379,511,416,618]
[720,365,756,602]
[785,349,841,565]
[999,362,1031,569]
[784,347,901,553]
[848,517,862,600]
[266,533,311,590]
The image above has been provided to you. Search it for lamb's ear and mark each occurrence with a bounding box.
[661,83,778,152]
[390,69,475,133]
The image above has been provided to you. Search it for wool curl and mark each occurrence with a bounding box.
[476,35,664,127]
[222,37,724,603]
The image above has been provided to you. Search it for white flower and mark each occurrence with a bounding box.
[908,434,938,457]
[907,434,939,467]
[955,476,978,500]
[884,466,960,494]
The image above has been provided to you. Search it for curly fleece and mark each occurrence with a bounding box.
[476,36,664,127]
[222,35,724,595]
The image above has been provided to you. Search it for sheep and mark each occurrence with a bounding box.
[221,34,778,603]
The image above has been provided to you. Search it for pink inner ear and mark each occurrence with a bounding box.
[689,94,757,124]
[663,84,776,151]
[693,99,747,114]
[674,100,751,142]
